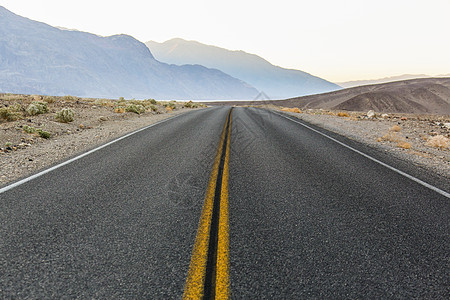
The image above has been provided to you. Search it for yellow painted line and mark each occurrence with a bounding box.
[183,110,232,299]
[215,114,231,299]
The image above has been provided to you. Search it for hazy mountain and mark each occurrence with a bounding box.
[0,6,258,100]
[146,38,341,99]
[337,74,436,88]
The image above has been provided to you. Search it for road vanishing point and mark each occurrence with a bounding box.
[0,107,448,299]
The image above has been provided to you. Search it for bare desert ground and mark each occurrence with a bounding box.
[0,94,202,186]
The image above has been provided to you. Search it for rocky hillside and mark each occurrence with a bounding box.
[225,78,450,114]
[146,38,341,99]
[0,6,258,100]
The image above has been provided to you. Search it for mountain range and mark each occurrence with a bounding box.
[146,38,341,99]
[0,6,258,100]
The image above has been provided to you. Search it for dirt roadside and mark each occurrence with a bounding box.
[0,95,203,187]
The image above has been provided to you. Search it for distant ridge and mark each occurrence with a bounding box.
[207,78,450,115]
[146,38,341,99]
[281,78,450,114]
[337,74,446,88]
[0,6,258,100]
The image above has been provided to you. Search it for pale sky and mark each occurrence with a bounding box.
[1,0,449,82]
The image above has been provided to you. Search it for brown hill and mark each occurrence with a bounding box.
[208,78,450,114]
[276,78,450,114]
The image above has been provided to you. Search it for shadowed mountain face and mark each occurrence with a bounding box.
[146,38,341,99]
[0,6,258,100]
[277,78,450,114]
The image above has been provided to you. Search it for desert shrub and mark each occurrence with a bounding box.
[0,107,22,121]
[389,125,402,132]
[37,129,51,139]
[426,135,449,149]
[337,112,349,117]
[23,125,36,133]
[63,95,77,102]
[125,104,145,114]
[26,101,48,115]
[377,131,400,143]
[114,107,126,113]
[55,108,75,123]
[184,101,198,108]
[163,101,176,110]
[22,125,50,138]
[118,97,125,101]
[148,104,158,112]
[43,96,57,103]
[147,99,157,105]
[281,107,302,113]
[397,141,411,149]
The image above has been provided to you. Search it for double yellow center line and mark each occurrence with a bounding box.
[183,108,232,299]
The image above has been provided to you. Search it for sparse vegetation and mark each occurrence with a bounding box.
[184,101,199,108]
[377,131,401,143]
[23,125,36,133]
[0,106,22,121]
[22,125,50,139]
[26,101,48,116]
[397,141,411,149]
[43,95,57,103]
[55,108,75,123]
[63,95,78,102]
[114,107,126,113]
[281,107,302,113]
[125,104,146,114]
[426,135,449,149]
[163,101,176,110]
[337,112,349,117]
[37,129,51,139]
[377,125,404,143]
[148,104,158,112]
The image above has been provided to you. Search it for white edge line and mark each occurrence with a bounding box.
[0,114,182,194]
[272,111,450,199]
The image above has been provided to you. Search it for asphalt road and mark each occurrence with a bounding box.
[0,106,448,298]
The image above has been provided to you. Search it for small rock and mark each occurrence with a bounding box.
[367,110,376,118]
[98,116,107,121]
[381,114,389,118]
[79,124,85,129]
[443,122,450,129]
[401,117,407,121]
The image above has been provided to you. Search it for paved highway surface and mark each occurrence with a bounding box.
[0,107,448,298]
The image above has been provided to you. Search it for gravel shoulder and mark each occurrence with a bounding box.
[259,105,450,180]
[0,95,203,187]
